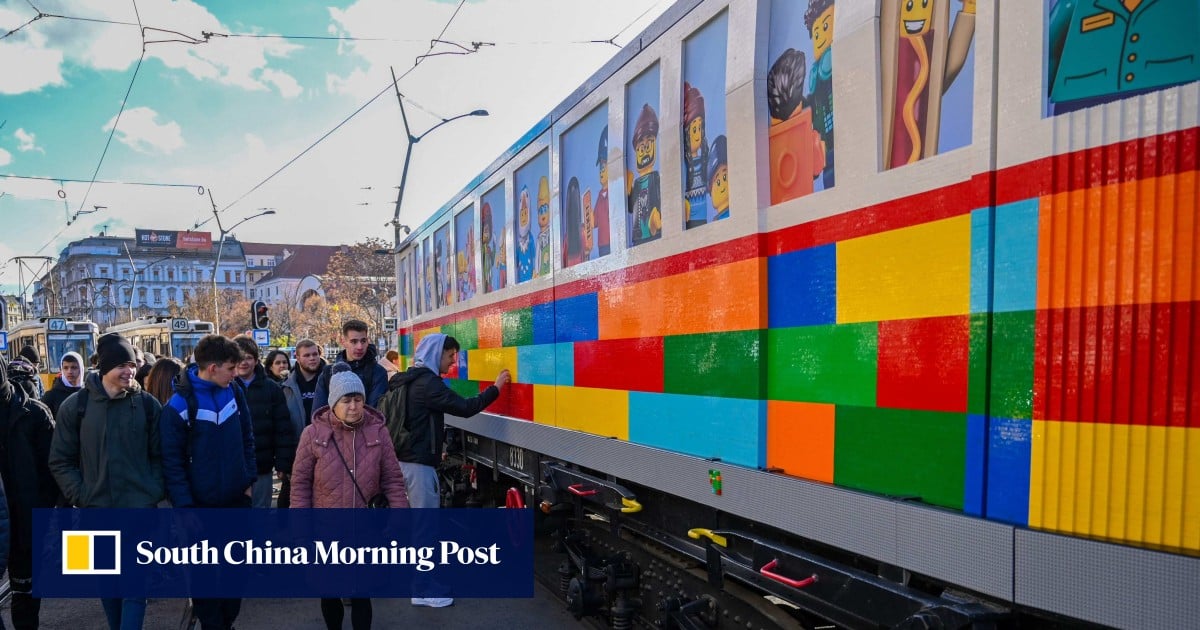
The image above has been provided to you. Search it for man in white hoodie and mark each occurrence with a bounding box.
[41,351,84,418]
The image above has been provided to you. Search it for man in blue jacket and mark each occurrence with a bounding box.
[160,334,255,630]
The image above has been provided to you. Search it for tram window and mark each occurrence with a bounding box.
[47,334,94,373]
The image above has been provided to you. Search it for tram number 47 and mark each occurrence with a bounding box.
[507,446,526,471]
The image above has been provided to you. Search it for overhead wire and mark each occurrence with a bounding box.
[0,172,205,190]
[33,0,147,256]
[212,0,470,218]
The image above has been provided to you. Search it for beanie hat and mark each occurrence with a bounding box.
[327,362,365,406]
[18,346,39,366]
[97,333,138,376]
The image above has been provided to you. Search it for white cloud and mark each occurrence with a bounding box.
[260,68,302,99]
[0,6,65,94]
[103,106,185,154]
[0,0,303,97]
[14,128,43,153]
[0,147,11,166]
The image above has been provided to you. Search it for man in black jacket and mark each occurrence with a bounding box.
[385,333,509,607]
[313,320,387,411]
[233,336,296,509]
[1,353,61,629]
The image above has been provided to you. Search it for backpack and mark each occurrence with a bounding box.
[77,381,248,439]
[74,388,158,440]
[376,374,412,457]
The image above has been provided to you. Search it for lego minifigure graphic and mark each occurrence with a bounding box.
[1047,0,1198,113]
[563,176,585,267]
[456,250,469,301]
[433,239,445,308]
[807,0,835,188]
[627,103,662,244]
[481,202,495,293]
[536,177,552,277]
[516,185,535,283]
[594,126,611,257]
[880,0,975,169]
[423,246,433,310]
[708,135,730,222]
[496,232,507,288]
[582,189,595,258]
[682,82,709,230]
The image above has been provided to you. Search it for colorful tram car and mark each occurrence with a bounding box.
[5,318,99,390]
[103,316,215,361]
[396,0,1198,627]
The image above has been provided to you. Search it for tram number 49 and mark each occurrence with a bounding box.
[507,446,526,471]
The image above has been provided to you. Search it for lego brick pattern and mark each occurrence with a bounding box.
[402,127,1199,552]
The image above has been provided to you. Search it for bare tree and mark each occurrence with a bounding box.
[183,286,252,337]
[323,238,394,335]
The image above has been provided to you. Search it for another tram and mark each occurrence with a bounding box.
[104,316,215,361]
[394,0,1198,628]
[5,317,99,390]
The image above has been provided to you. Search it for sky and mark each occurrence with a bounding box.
[0,0,674,295]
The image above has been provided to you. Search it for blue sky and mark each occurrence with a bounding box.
[0,0,672,294]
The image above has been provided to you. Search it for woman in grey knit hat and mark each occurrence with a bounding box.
[290,362,408,629]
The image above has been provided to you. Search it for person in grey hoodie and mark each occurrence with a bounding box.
[49,333,163,630]
[41,351,84,418]
[384,333,509,608]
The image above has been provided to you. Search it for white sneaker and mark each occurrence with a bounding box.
[411,597,454,608]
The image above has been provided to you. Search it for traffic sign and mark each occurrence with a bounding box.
[47,318,67,332]
[171,318,190,332]
[0,332,7,352]
[252,329,270,347]
[383,317,397,332]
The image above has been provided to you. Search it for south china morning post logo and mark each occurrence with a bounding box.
[36,509,534,598]
[62,531,122,575]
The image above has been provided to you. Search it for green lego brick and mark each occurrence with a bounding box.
[990,310,1035,419]
[452,318,479,350]
[447,378,480,398]
[968,312,991,416]
[767,323,877,406]
[834,406,967,509]
[664,330,764,399]
[501,307,533,347]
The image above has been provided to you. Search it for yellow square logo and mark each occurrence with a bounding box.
[62,531,121,575]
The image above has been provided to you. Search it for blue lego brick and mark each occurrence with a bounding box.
[768,244,836,327]
[629,392,765,468]
[986,416,1032,525]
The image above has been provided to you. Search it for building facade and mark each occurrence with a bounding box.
[30,231,248,328]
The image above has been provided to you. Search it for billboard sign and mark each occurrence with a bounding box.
[135,230,177,248]
[177,231,212,250]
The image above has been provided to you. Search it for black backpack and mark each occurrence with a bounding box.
[376,373,412,457]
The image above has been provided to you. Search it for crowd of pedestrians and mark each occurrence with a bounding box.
[0,318,510,630]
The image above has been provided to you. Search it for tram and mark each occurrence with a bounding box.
[5,317,99,390]
[104,316,215,361]
[395,0,1197,628]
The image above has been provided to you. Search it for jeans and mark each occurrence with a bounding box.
[399,462,439,508]
[251,472,275,508]
[399,462,448,598]
[100,598,147,630]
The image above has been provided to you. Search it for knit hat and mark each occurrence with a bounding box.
[97,333,138,375]
[327,362,365,406]
[18,346,39,366]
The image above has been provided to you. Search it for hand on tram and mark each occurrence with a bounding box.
[495,369,512,388]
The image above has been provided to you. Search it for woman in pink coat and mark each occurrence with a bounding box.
[291,364,408,630]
